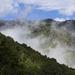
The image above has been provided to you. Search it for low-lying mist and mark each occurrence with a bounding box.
[0,20,75,68]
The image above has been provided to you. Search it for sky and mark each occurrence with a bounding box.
[0,0,75,21]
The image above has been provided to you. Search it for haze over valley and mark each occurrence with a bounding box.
[0,19,75,68]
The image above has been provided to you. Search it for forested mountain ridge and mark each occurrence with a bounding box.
[0,33,75,75]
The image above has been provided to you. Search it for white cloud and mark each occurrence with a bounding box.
[17,6,32,20]
[0,0,32,19]
[0,0,18,16]
[0,0,75,17]
[54,18,66,21]
[19,0,75,16]
[55,17,71,21]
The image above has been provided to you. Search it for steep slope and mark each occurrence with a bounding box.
[0,33,75,75]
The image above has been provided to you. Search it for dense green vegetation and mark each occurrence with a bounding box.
[0,33,75,75]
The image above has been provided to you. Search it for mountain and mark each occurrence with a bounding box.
[0,19,75,32]
[0,33,75,75]
[57,20,75,32]
[29,19,75,46]
[0,19,75,68]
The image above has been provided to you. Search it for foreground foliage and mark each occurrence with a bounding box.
[0,33,75,75]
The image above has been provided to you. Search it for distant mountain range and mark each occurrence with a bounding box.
[0,19,75,31]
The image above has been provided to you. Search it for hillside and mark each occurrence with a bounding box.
[0,19,75,68]
[0,33,75,75]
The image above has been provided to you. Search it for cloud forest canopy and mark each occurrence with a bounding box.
[0,32,75,75]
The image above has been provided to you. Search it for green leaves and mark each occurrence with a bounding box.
[0,33,75,75]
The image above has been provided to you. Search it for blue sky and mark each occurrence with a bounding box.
[0,0,75,21]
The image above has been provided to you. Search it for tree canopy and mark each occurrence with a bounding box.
[0,33,75,75]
